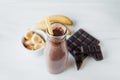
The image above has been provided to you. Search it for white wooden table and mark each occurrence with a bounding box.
[0,0,120,80]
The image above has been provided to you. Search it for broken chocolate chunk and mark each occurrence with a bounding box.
[73,47,87,70]
[92,45,103,61]
[72,49,88,70]
[83,45,103,60]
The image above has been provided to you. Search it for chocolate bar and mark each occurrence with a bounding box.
[67,29,103,70]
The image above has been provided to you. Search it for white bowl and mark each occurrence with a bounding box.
[22,29,47,55]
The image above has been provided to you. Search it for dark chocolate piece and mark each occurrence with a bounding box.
[67,29,100,48]
[67,29,103,70]
[70,46,87,70]
[92,45,103,61]
[76,45,103,60]
[80,45,103,60]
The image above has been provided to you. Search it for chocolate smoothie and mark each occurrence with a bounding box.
[44,23,68,74]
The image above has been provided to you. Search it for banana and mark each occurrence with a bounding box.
[49,15,72,25]
[31,15,73,35]
[25,31,33,40]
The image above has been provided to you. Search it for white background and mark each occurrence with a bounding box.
[0,0,120,80]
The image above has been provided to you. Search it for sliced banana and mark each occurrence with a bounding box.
[23,31,45,50]
[31,33,42,44]
[25,31,33,40]
[26,40,33,45]
[34,43,42,50]
[26,44,34,50]
[23,39,33,46]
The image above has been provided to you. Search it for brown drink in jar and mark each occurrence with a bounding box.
[44,23,68,74]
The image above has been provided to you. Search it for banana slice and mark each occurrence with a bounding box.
[26,44,34,50]
[25,31,33,40]
[24,40,33,47]
[31,33,42,44]
[23,38,31,45]
[34,43,42,50]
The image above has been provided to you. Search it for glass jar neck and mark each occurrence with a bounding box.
[46,23,67,40]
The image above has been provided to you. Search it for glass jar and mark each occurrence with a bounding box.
[44,23,68,74]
